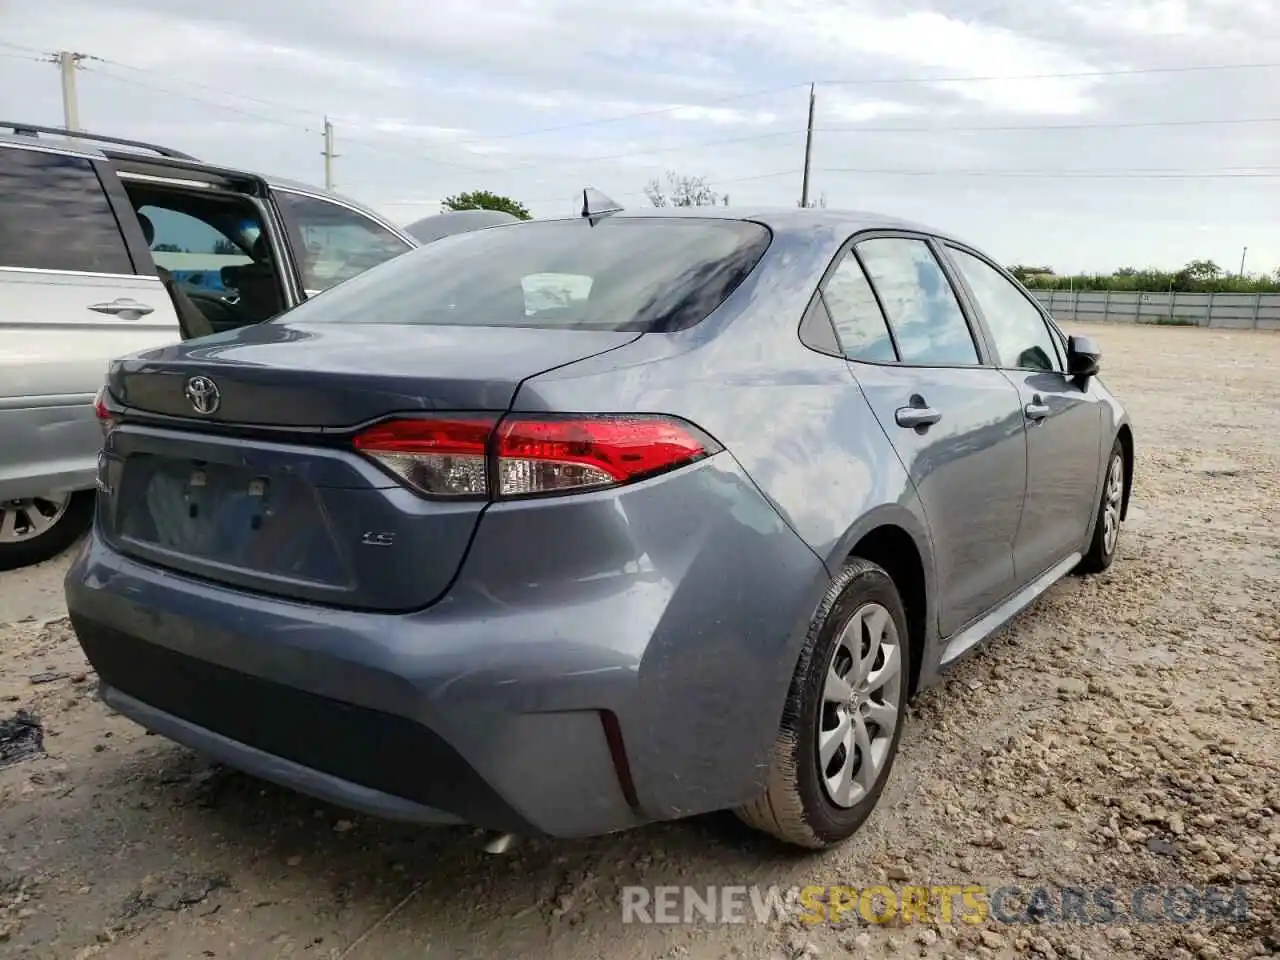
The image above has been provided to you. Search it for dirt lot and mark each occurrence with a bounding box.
[1,324,1276,960]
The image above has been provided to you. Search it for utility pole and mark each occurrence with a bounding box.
[799,83,815,208]
[51,51,86,131]
[1238,246,1247,278]
[321,117,337,190]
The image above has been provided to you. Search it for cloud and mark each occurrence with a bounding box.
[2,0,1277,273]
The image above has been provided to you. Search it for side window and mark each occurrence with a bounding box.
[855,237,979,366]
[137,205,253,292]
[821,251,896,362]
[949,247,1062,371]
[275,191,412,293]
[0,147,132,275]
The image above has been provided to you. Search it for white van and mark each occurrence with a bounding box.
[0,123,417,569]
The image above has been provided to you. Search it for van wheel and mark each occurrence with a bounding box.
[735,558,911,849]
[0,491,95,572]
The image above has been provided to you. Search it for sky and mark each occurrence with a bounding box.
[1,0,1278,274]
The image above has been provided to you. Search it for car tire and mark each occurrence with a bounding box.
[0,491,95,572]
[1075,438,1126,575]
[735,557,911,850]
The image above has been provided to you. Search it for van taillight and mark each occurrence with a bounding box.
[352,414,720,499]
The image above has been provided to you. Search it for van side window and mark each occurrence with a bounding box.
[275,191,411,293]
[0,147,132,275]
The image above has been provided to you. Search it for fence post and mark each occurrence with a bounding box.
[1205,291,1215,328]
[1103,289,1111,323]
[1254,293,1263,330]
[1169,291,1176,323]
[1072,289,1079,323]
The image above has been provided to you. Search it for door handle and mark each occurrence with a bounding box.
[1024,398,1051,421]
[89,298,154,317]
[895,404,942,429]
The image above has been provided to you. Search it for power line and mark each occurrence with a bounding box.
[436,84,809,145]
[816,166,1280,179]
[86,54,327,121]
[73,46,808,147]
[84,64,319,131]
[83,62,491,174]
[416,113,1280,177]
[819,60,1280,86]
[0,41,45,56]
[21,45,1280,206]
[817,115,1280,134]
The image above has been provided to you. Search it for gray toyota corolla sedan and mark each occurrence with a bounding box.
[66,198,1133,849]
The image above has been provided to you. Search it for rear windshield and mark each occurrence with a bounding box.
[279,217,772,332]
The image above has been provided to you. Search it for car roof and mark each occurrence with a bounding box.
[534,205,970,248]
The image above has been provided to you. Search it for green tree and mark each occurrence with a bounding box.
[1024,261,1280,294]
[1007,264,1054,283]
[441,190,531,220]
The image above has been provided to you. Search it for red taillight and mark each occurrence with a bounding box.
[93,386,114,437]
[352,416,495,497]
[351,414,718,499]
[495,416,713,497]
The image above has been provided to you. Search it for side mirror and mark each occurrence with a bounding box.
[1066,334,1101,379]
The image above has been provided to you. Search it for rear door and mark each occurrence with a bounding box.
[0,141,181,501]
[820,233,1027,637]
[942,244,1104,580]
[272,188,415,298]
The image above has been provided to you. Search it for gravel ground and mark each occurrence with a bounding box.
[1,323,1276,960]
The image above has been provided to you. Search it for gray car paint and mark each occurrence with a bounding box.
[65,206,1131,838]
[403,209,520,244]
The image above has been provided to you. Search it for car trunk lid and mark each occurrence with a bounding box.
[109,320,639,427]
[98,321,639,610]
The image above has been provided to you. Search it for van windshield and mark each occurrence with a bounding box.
[279,217,772,333]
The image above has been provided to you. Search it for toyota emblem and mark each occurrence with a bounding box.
[184,375,221,415]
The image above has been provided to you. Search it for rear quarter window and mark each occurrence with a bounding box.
[277,217,772,332]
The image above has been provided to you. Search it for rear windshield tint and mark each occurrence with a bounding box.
[280,217,772,332]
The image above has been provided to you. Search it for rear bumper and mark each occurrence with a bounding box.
[99,684,467,827]
[65,454,830,838]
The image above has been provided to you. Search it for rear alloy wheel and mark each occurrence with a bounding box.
[0,491,95,572]
[1075,439,1125,575]
[736,558,910,849]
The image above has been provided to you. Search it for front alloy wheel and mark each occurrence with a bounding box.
[1076,438,1126,575]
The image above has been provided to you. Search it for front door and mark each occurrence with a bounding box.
[819,235,1028,637]
[943,245,1105,581]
